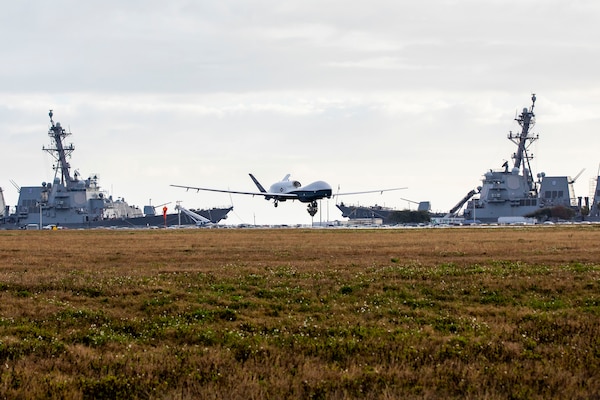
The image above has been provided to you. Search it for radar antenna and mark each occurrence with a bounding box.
[507,94,539,193]
[43,110,76,188]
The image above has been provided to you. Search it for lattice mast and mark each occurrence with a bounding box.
[508,94,539,192]
[43,110,76,188]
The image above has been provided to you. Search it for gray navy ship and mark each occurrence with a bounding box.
[338,94,588,225]
[336,200,432,225]
[1,110,232,229]
[453,94,581,223]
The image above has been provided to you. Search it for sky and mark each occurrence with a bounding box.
[2,1,600,225]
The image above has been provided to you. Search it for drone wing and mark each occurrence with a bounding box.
[170,184,299,199]
[335,187,407,197]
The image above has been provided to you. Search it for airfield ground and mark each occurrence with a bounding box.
[0,226,598,398]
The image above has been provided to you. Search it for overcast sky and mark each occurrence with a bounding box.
[2,1,600,225]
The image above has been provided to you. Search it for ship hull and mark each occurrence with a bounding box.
[3,207,232,229]
[336,204,394,224]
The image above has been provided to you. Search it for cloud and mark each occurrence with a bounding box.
[1,1,600,224]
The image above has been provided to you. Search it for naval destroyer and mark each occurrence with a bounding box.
[338,95,585,225]
[450,94,580,223]
[1,110,232,229]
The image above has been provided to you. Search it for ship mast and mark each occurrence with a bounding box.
[43,110,76,188]
[508,94,538,191]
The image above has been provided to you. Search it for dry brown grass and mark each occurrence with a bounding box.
[0,226,599,399]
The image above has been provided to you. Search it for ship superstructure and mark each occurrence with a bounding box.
[588,175,600,219]
[458,95,578,223]
[3,110,231,228]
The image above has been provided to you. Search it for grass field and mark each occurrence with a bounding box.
[0,226,599,399]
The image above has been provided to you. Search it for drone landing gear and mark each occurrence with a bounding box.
[307,201,318,217]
